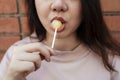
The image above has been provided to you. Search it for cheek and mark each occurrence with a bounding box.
[70,6,81,28]
[35,1,50,28]
[68,1,81,24]
[68,1,81,15]
[36,6,45,18]
[72,5,81,20]
[35,1,49,19]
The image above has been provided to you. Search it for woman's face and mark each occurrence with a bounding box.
[35,0,81,39]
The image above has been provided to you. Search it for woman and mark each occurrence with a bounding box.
[0,0,120,80]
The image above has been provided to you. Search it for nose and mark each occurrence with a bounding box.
[51,0,68,12]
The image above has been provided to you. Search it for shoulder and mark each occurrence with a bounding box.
[112,55,120,69]
[13,32,39,46]
[111,55,120,80]
[13,36,39,46]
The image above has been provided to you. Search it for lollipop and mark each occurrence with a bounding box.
[51,20,62,48]
[52,20,62,29]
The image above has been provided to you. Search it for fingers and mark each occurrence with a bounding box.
[17,42,53,53]
[7,42,56,78]
[13,42,55,62]
[12,52,41,70]
[9,60,36,74]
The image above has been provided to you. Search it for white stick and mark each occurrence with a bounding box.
[51,28,57,48]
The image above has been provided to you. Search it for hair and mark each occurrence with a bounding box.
[25,0,120,71]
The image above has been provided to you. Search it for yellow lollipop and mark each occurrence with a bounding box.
[51,20,62,48]
[52,20,62,29]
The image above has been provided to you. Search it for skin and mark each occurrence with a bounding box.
[3,0,81,80]
[3,43,55,80]
[36,0,81,50]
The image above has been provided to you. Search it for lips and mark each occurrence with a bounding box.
[51,17,66,23]
[51,17,66,32]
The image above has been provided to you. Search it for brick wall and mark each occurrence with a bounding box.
[0,0,120,61]
[0,0,29,61]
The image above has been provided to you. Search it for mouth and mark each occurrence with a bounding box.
[51,17,66,32]
[51,17,66,24]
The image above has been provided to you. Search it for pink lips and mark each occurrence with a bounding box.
[51,17,66,23]
[51,17,66,32]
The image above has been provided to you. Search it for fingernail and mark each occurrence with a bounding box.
[46,58,50,62]
[51,51,56,55]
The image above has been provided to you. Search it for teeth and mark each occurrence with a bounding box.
[52,20,62,29]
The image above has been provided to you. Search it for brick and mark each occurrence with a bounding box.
[104,16,120,32]
[101,0,120,11]
[0,36,20,50]
[112,33,120,42]
[0,17,19,33]
[21,17,30,33]
[20,0,28,13]
[0,0,17,14]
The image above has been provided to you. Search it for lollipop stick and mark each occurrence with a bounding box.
[51,28,57,48]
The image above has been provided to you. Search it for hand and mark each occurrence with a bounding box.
[3,42,55,80]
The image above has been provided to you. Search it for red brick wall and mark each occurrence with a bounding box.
[0,0,120,61]
[0,0,29,61]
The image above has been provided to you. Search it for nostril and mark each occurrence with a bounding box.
[53,8,64,12]
[51,0,68,12]
[61,9,64,12]
[53,9,56,11]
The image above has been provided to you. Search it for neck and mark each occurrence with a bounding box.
[43,33,80,51]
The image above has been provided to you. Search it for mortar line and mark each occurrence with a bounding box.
[16,0,24,39]
[0,14,27,18]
